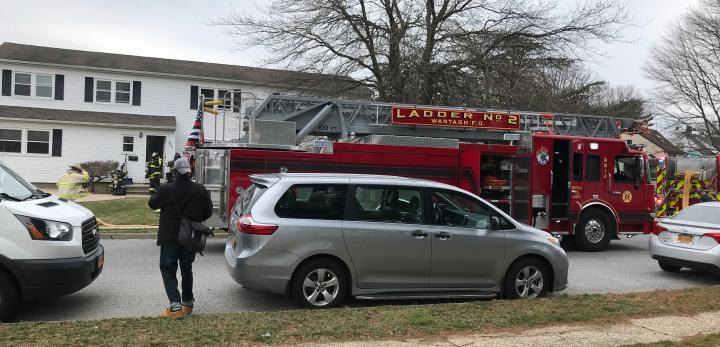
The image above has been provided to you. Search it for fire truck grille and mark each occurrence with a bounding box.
[81,217,100,255]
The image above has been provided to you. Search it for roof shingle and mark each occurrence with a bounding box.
[0,104,175,129]
[0,42,362,94]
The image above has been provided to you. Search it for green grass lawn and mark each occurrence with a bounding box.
[80,197,158,226]
[4,286,720,346]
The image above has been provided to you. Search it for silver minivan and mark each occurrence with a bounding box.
[225,173,568,308]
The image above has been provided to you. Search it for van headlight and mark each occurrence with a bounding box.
[14,215,73,241]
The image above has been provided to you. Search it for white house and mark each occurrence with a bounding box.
[0,42,365,185]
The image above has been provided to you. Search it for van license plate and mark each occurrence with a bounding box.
[677,234,694,245]
[97,254,105,270]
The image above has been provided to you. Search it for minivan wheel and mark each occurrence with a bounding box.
[658,261,682,272]
[291,259,347,309]
[0,270,19,322]
[503,258,549,299]
[575,209,613,252]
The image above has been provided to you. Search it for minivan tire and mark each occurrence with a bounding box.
[503,258,549,299]
[574,209,613,252]
[0,270,19,322]
[658,261,682,272]
[291,259,347,309]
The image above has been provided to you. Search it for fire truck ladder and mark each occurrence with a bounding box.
[249,95,640,144]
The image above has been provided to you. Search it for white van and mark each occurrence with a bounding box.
[0,162,104,321]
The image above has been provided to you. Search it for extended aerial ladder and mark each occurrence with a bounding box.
[240,95,645,145]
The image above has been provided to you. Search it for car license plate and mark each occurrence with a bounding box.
[97,254,105,270]
[677,234,694,245]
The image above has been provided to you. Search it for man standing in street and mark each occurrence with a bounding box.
[148,158,213,319]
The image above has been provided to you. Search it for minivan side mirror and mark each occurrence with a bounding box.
[490,216,501,230]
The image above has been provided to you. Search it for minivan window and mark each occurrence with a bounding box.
[0,164,35,201]
[233,184,266,216]
[347,185,424,224]
[431,189,512,229]
[274,184,347,220]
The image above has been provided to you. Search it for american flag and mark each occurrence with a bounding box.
[186,108,204,148]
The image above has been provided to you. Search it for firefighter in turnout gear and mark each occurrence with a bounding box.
[146,152,163,194]
[57,164,90,201]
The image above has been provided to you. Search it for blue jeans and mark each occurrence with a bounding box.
[159,246,195,306]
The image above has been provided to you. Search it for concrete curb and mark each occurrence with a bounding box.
[100,233,228,240]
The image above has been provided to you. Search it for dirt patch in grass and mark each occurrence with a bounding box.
[4,286,720,346]
[80,197,158,226]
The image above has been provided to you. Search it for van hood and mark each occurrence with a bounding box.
[2,195,95,227]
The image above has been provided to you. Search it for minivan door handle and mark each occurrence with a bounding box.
[434,231,451,240]
[411,230,429,239]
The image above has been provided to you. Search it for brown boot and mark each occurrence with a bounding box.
[160,307,186,319]
[182,305,193,315]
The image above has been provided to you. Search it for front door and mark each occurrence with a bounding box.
[428,188,507,288]
[145,135,166,169]
[342,185,431,289]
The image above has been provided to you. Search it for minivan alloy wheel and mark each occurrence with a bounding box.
[514,266,544,299]
[303,268,340,306]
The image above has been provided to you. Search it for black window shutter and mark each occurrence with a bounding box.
[52,129,63,157]
[1,69,11,96]
[84,77,94,102]
[233,89,241,111]
[190,85,198,110]
[54,74,65,100]
[132,81,142,106]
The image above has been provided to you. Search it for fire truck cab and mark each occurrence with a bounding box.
[193,95,654,251]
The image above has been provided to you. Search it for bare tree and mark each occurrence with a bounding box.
[80,161,119,193]
[215,0,630,106]
[646,0,720,151]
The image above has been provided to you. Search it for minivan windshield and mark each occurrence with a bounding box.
[0,163,36,201]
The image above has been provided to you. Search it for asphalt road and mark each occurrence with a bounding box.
[16,235,720,322]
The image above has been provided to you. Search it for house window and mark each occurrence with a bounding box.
[96,80,112,102]
[218,89,230,110]
[13,72,31,96]
[115,81,131,104]
[26,130,50,154]
[0,129,22,153]
[200,88,214,103]
[122,136,134,152]
[35,74,53,98]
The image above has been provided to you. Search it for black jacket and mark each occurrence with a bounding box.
[148,175,213,247]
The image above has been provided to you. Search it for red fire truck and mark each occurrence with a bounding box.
[195,96,654,251]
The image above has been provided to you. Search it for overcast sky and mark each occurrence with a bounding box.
[0,0,699,97]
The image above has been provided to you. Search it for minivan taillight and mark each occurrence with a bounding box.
[653,224,668,235]
[237,214,278,235]
[703,233,720,244]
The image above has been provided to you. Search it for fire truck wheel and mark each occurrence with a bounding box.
[575,209,613,252]
[503,257,549,299]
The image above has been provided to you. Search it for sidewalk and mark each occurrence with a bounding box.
[42,188,147,202]
[294,310,720,347]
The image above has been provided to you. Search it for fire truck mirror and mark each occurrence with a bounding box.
[634,157,643,187]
